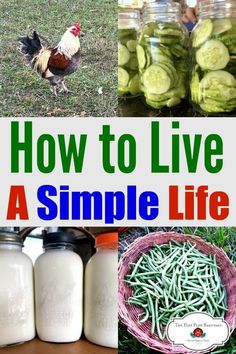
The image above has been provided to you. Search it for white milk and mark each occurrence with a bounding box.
[84,233,118,348]
[34,233,83,343]
[0,239,35,346]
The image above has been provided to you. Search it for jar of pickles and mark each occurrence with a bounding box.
[118,9,141,97]
[137,0,188,109]
[190,0,236,114]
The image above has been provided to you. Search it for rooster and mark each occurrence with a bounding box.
[18,23,81,96]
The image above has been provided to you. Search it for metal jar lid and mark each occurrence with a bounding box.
[0,232,24,245]
[43,232,76,247]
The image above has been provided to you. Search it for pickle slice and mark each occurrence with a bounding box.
[143,64,171,94]
[196,39,230,70]
[191,70,201,104]
[128,74,140,96]
[126,39,138,53]
[193,19,213,48]
[118,43,130,66]
[136,44,146,69]
[212,19,232,36]
[118,67,129,88]
[200,70,236,89]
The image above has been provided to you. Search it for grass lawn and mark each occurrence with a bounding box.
[0,0,117,117]
[119,227,236,354]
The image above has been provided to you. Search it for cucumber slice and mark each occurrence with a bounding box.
[118,43,130,66]
[145,92,167,102]
[150,51,173,65]
[126,40,138,53]
[146,42,172,59]
[154,28,183,37]
[118,87,129,96]
[158,44,173,59]
[136,44,146,69]
[196,39,230,70]
[204,85,236,101]
[200,70,236,89]
[143,64,171,94]
[146,53,151,68]
[153,36,179,45]
[212,19,232,36]
[170,44,188,58]
[193,19,213,47]
[118,67,129,88]
[126,54,139,70]
[157,63,175,87]
[161,62,178,87]
[200,99,235,113]
[146,98,168,109]
[128,74,140,96]
[167,97,181,107]
[191,70,201,103]
[142,24,154,37]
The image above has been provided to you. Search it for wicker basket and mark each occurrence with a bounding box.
[118,232,236,354]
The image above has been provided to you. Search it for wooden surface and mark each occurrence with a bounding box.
[0,338,117,354]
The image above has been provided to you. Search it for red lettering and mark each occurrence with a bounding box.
[7,186,29,220]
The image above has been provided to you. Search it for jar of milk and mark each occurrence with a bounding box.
[84,232,118,348]
[0,232,35,347]
[34,232,83,343]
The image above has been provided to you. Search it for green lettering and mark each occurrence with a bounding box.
[11,121,32,173]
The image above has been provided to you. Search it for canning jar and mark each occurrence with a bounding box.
[138,0,188,109]
[118,9,141,97]
[34,232,83,343]
[190,0,236,114]
[84,232,118,348]
[0,232,35,347]
[118,0,143,9]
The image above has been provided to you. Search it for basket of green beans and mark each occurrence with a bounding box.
[118,232,236,353]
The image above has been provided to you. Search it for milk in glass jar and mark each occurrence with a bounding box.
[34,232,83,343]
[0,232,35,347]
[190,0,236,114]
[84,232,118,348]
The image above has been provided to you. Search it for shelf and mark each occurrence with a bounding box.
[118,97,199,117]
[0,338,117,354]
[118,97,236,117]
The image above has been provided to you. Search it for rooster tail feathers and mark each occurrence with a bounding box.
[18,31,43,66]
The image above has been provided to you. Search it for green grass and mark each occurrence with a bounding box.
[0,0,117,117]
[119,227,236,354]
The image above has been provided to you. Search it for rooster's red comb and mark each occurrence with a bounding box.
[74,22,81,30]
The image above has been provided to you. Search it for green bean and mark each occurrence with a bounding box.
[126,241,227,340]
[147,292,155,335]
[139,308,149,323]
[130,255,144,278]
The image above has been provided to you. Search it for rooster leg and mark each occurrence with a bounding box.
[59,80,72,94]
[50,86,58,97]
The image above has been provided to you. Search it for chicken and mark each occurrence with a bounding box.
[18,23,81,96]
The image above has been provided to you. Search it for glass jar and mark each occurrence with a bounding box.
[0,232,35,347]
[118,0,143,9]
[34,232,83,343]
[190,0,236,114]
[84,232,118,348]
[118,9,141,97]
[138,0,188,109]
